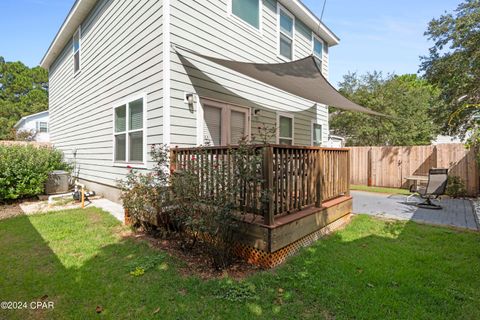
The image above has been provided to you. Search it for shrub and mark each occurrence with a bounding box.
[0,145,71,202]
[119,126,276,270]
[15,130,36,141]
[120,142,264,269]
[119,144,173,235]
[446,176,467,198]
[171,139,266,269]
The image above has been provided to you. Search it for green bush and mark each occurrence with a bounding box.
[446,175,467,198]
[119,145,173,235]
[0,145,71,201]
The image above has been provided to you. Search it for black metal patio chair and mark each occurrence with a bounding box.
[409,168,448,209]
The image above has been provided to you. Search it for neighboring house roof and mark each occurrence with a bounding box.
[14,111,49,130]
[329,135,345,141]
[40,0,340,70]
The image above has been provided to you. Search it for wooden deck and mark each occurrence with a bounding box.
[170,145,352,267]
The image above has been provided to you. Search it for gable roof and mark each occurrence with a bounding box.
[40,0,98,70]
[40,0,340,70]
[14,111,49,129]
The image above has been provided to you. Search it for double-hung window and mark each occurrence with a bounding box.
[278,6,294,60]
[231,0,260,30]
[73,27,81,74]
[278,114,294,145]
[114,97,145,164]
[313,35,324,69]
[312,123,322,146]
[38,122,48,133]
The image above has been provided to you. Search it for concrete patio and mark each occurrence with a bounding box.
[352,190,479,231]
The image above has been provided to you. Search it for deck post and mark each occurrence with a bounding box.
[346,149,351,196]
[170,147,178,175]
[315,150,323,208]
[263,145,274,226]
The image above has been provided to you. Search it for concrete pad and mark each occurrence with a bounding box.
[352,191,478,231]
[90,199,125,223]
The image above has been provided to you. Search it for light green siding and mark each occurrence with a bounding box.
[49,0,164,188]
[169,0,330,147]
[48,0,333,190]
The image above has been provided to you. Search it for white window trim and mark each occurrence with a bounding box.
[311,120,323,147]
[198,97,251,146]
[312,34,324,61]
[227,0,263,36]
[38,122,48,133]
[73,26,81,76]
[277,112,294,145]
[112,93,148,169]
[277,4,296,61]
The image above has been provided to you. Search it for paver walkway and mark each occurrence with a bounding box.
[352,191,478,231]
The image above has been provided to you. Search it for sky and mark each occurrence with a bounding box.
[0,0,461,86]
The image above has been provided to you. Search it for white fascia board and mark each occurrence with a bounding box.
[14,110,49,129]
[40,0,98,69]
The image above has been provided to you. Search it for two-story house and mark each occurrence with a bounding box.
[40,0,377,201]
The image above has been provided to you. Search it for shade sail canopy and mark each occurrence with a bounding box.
[175,47,384,117]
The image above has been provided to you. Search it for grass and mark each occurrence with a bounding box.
[0,208,479,319]
[351,184,413,195]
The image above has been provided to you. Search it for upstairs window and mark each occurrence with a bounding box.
[232,0,260,29]
[278,7,294,60]
[312,123,322,146]
[278,114,294,145]
[313,35,324,68]
[114,97,145,164]
[73,27,81,74]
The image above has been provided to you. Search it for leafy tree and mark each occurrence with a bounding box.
[0,57,48,140]
[420,0,479,162]
[421,0,479,135]
[330,72,441,146]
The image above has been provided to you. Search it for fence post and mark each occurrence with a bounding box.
[315,150,323,208]
[263,146,274,226]
[367,148,373,186]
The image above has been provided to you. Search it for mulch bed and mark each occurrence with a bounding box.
[125,231,261,280]
[0,203,24,220]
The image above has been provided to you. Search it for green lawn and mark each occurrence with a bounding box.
[351,184,413,195]
[0,209,479,319]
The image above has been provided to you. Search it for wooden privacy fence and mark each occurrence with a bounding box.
[0,141,51,148]
[350,144,479,196]
[171,145,350,225]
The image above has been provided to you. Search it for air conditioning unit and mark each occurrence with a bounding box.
[45,170,70,195]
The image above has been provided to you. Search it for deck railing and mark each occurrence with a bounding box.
[170,145,350,226]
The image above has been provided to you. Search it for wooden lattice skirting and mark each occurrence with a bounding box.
[233,213,352,268]
[125,205,353,269]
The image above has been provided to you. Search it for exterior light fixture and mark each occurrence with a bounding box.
[184,92,197,105]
